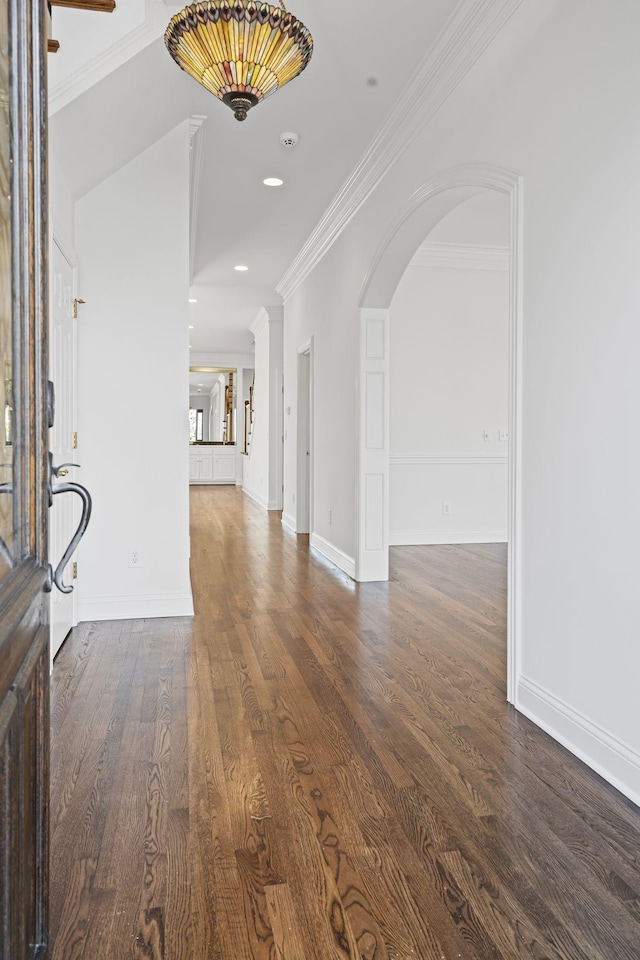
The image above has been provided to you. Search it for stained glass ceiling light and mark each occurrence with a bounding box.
[165,0,313,122]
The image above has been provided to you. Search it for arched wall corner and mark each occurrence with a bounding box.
[355,163,524,705]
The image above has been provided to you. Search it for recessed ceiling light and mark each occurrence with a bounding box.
[263,177,284,187]
[234,264,249,272]
[189,298,198,303]
[189,325,194,329]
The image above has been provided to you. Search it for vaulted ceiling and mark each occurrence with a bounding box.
[48,0,456,353]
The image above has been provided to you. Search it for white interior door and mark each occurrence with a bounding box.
[49,236,79,662]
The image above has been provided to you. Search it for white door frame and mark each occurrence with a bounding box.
[356,164,523,704]
[49,230,79,664]
[296,339,313,535]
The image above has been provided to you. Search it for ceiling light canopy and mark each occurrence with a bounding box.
[165,1,314,122]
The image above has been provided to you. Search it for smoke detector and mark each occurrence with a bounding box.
[280,131,299,148]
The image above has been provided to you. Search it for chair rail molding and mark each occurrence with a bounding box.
[390,455,508,465]
[276,0,524,302]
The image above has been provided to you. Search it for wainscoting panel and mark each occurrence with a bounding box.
[390,455,507,545]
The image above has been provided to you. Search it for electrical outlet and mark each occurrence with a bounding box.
[128,547,142,568]
[482,430,491,442]
[499,429,509,442]
[328,508,333,524]
[442,502,451,516]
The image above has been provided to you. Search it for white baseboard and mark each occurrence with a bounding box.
[282,512,297,534]
[517,675,640,809]
[267,499,279,511]
[310,533,356,580]
[78,592,194,623]
[242,486,270,511]
[390,529,507,545]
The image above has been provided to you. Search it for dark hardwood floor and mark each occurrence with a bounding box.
[50,486,640,959]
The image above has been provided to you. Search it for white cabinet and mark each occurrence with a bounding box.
[189,448,213,482]
[214,450,236,482]
[189,446,236,484]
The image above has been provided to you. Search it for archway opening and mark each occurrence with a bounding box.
[357,165,522,702]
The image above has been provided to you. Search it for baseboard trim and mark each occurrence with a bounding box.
[310,533,356,580]
[242,486,269,511]
[78,592,194,622]
[517,675,640,809]
[390,529,507,545]
[282,512,297,534]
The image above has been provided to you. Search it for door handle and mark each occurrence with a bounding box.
[46,454,92,594]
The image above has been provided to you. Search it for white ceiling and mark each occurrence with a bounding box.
[189,369,225,396]
[49,0,455,354]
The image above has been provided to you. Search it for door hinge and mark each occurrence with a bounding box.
[72,562,78,580]
[73,298,86,319]
[72,431,78,449]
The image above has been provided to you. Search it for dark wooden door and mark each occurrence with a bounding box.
[0,0,51,957]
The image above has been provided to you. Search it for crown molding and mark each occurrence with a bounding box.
[276,0,524,302]
[188,115,207,284]
[411,241,509,271]
[250,305,283,341]
[48,0,166,114]
[190,351,255,369]
[250,309,270,341]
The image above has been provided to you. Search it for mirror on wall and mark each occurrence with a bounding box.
[189,367,236,444]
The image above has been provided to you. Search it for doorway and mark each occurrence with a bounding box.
[296,342,313,534]
[357,164,523,703]
[388,191,510,550]
[49,235,79,662]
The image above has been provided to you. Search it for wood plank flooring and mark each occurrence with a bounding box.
[50,486,640,959]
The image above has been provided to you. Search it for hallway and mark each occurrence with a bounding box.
[50,487,640,959]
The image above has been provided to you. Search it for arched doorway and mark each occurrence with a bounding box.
[356,164,523,702]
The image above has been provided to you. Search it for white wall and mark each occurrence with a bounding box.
[283,236,361,572]
[389,195,509,545]
[283,0,640,805]
[75,123,193,621]
[243,307,283,511]
[49,149,75,255]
